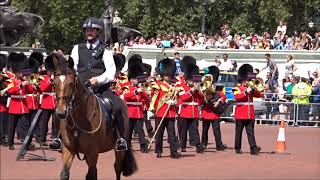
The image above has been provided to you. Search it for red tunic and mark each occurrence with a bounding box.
[177,85,204,119]
[123,83,149,119]
[7,78,29,114]
[0,73,7,112]
[149,81,177,118]
[233,85,263,120]
[39,75,56,109]
[25,84,39,110]
[202,91,227,120]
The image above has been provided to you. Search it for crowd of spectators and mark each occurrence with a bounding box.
[124,22,320,51]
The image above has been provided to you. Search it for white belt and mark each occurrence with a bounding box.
[181,102,198,105]
[42,92,55,95]
[126,102,143,106]
[11,95,26,99]
[237,102,253,105]
[26,94,38,97]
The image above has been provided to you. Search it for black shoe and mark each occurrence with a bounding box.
[0,139,7,146]
[156,153,162,158]
[235,149,242,154]
[196,146,204,153]
[140,146,149,153]
[216,144,227,151]
[250,146,261,155]
[170,152,181,159]
[9,145,14,150]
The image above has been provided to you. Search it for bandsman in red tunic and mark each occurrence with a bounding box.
[123,60,149,153]
[233,64,263,155]
[0,54,9,145]
[177,63,205,153]
[175,56,197,145]
[39,57,57,144]
[6,53,36,150]
[201,66,227,151]
[148,58,181,159]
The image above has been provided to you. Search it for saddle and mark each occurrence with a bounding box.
[96,95,113,128]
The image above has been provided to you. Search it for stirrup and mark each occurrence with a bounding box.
[115,138,128,151]
[49,138,62,152]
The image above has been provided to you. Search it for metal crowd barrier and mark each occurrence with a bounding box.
[220,94,320,128]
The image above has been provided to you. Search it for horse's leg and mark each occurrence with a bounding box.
[85,153,98,180]
[60,147,75,180]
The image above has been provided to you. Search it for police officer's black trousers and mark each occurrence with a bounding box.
[7,114,27,146]
[128,118,147,149]
[235,120,257,150]
[155,118,178,154]
[0,112,8,141]
[201,120,223,148]
[180,118,201,149]
[102,90,123,128]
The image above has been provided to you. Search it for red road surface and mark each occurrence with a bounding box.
[1,123,320,180]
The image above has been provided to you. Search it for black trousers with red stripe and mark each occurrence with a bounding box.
[7,114,28,146]
[234,120,258,150]
[201,119,223,148]
[0,112,8,141]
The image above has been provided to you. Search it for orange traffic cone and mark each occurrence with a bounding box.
[276,120,286,153]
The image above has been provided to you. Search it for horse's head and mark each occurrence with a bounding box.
[45,52,75,119]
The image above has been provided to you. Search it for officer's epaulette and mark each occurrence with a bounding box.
[38,75,45,80]
[151,82,160,90]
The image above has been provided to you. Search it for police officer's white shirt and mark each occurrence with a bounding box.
[71,40,116,84]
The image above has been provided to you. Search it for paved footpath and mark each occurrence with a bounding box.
[1,123,319,180]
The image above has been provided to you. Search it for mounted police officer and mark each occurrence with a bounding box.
[70,17,126,150]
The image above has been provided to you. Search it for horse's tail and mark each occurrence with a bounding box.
[122,148,138,176]
[115,97,138,176]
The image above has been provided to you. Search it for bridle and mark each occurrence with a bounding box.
[54,73,102,134]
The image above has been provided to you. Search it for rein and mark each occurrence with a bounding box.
[56,75,103,134]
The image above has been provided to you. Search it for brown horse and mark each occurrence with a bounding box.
[45,52,137,180]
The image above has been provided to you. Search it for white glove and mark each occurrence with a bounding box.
[167,100,177,105]
[147,111,154,120]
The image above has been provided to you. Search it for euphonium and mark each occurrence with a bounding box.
[248,77,264,92]
[200,74,215,103]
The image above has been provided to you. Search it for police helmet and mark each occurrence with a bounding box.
[83,17,103,30]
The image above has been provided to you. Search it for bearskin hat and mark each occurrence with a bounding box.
[127,62,146,80]
[128,54,143,68]
[155,58,176,79]
[205,65,220,83]
[8,52,28,72]
[238,64,254,82]
[184,63,199,81]
[113,53,126,73]
[180,55,196,72]
[0,54,7,70]
[29,52,44,67]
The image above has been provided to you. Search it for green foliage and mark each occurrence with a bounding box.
[11,0,319,51]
